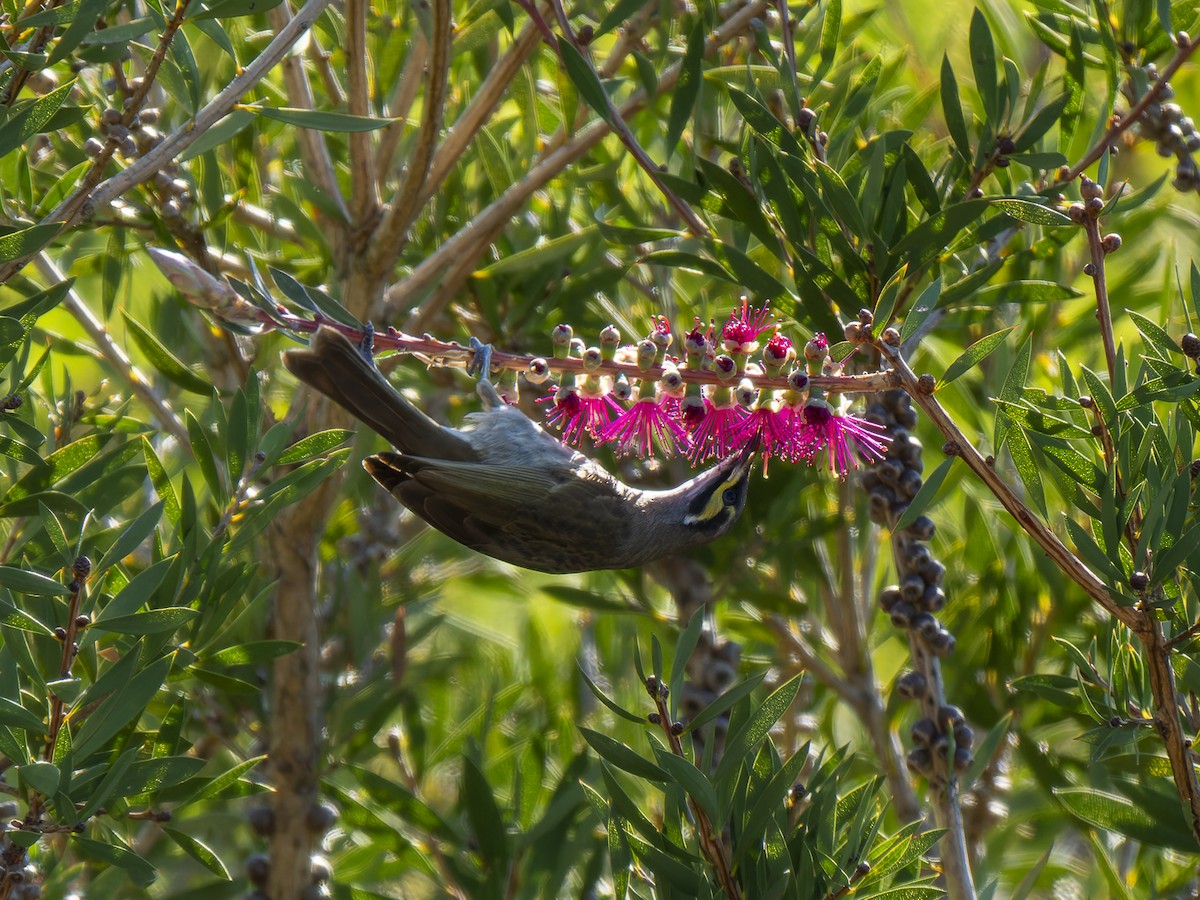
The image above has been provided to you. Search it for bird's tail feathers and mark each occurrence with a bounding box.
[282,327,475,461]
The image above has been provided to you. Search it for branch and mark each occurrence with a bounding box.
[0,0,338,285]
[367,0,452,271]
[648,679,741,900]
[34,253,190,447]
[416,18,544,209]
[391,0,771,328]
[544,0,711,237]
[346,0,379,227]
[267,1,347,223]
[1064,32,1200,182]
[873,339,1137,628]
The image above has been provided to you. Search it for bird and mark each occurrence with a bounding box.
[281,326,756,574]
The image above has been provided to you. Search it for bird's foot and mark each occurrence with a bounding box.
[467,337,493,379]
[468,337,504,409]
[356,322,376,366]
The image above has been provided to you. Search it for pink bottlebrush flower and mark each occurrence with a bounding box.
[764,331,794,366]
[685,399,748,465]
[600,397,690,458]
[737,405,794,467]
[798,400,892,476]
[542,387,619,447]
[722,298,774,351]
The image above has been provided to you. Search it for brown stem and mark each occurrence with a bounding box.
[53,0,194,228]
[1065,34,1200,182]
[1082,217,1118,384]
[650,686,742,900]
[346,0,379,228]
[367,0,452,271]
[873,340,1137,628]
[391,0,770,327]
[249,307,898,395]
[544,0,710,238]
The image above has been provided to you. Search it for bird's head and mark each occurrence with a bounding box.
[651,440,757,546]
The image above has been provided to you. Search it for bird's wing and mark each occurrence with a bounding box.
[364,453,635,573]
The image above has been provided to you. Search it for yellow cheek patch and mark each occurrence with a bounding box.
[682,468,745,526]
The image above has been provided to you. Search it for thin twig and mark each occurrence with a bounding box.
[649,683,742,900]
[392,0,771,327]
[34,254,190,447]
[0,0,338,286]
[1065,34,1200,182]
[346,0,379,228]
[267,1,347,224]
[376,35,429,186]
[874,340,1136,627]
[544,0,710,237]
[368,0,452,271]
[416,18,544,208]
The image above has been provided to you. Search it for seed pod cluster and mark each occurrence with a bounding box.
[1121,52,1200,193]
[0,807,41,899]
[859,389,976,781]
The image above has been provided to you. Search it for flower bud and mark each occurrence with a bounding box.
[786,369,809,391]
[735,378,756,408]
[660,367,684,397]
[636,339,657,371]
[551,324,573,355]
[804,333,829,362]
[526,358,550,384]
[1079,177,1103,200]
[1101,233,1122,253]
[582,347,603,371]
[714,354,738,380]
[1182,333,1200,358]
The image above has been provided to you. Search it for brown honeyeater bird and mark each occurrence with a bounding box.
[282,327,755,574]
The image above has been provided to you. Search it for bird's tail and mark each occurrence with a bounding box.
[282,327,476,461]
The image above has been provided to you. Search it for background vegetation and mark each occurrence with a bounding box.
[1,0,1200,897]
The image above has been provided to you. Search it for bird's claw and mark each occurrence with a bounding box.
[467,337,493,380]
[356,322,376,367]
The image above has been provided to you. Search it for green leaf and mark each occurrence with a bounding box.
[164,828,231,878]
[272,432,350,468]
[204,641,300,666]
[96,500,163,573]
[665,19,705,158]
[123,313,212,395]
[941,327,1015,386]
[142,436,181,525]
[669,609,704,720]
[461,755,508,866]
[17,761,60,795]
[187,0,284,20]
[651,744,718,823]
[970,8,999,123]
[685,671,767,733]
[72,835,157,887]
[893,458,957,531]
[0,80,75,158]
[578,667,648,725]
[0,696,46,733]
[714,673,802,784]
[179,755,267,805]
[1128,310,1181,360]
[0,223,60,264]
[0,566,70,596]
[250,106,395,132]
[93,607,199,635]
[0,600,53,636]
[558,42,613,125]
[1054,788,1197,852]
[941,55,971,160]
[579,727,668,781]
[989,198,1073,226]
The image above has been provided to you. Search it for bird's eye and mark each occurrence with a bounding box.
[722,487,739,505]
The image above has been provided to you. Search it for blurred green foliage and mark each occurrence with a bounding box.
[2,0,1200,897]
